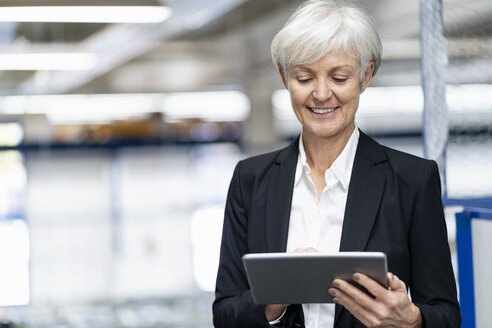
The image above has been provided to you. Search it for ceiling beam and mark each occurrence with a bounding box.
[19,0,247,94]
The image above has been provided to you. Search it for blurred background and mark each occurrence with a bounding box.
[0,0,491,327]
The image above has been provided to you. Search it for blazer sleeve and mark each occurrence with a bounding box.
[212,161,302,328]
[409,160,461,327]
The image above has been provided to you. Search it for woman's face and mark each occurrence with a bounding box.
[283,51,373,142]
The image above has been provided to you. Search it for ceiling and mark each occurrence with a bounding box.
[0,0,489,96]
[0,0,490,146]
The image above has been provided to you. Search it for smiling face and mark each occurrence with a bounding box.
[281,50,374,144]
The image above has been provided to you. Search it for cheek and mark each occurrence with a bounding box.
[289,87,310,107]
[336,86,360,107]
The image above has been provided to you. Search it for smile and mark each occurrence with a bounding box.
[308,107,338,114]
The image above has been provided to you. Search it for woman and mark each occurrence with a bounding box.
[213,1,460,327]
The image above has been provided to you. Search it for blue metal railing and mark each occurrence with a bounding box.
[453,205,492,328]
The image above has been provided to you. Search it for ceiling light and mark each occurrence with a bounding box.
[0,91,251,124]
[0,94,159,124]
[0,6,171,23]
[162,91,250,122]
[0,53,97,71]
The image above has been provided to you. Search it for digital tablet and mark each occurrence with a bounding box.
[242,252,387,304]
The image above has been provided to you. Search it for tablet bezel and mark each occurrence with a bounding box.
[242,252,388,304]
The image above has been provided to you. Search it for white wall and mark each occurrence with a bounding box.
[25,144,240,308]
[472,218,492,328]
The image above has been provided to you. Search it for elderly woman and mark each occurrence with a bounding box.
[213,0,460,327]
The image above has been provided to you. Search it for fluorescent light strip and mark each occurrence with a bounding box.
[162,91,251,122]
[0,53,97,71]
[0,91,251,124]
[0,6,171,23]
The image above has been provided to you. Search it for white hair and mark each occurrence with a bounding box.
[271,0,382,81]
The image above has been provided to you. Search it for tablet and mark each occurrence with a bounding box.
[242,252,387,304]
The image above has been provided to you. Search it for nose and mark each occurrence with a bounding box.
[312,79,332,102]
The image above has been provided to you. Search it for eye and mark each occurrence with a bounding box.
[296,77,312,84]
[332,77,348,83]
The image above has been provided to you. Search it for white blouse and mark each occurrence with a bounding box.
[286,128,359,328]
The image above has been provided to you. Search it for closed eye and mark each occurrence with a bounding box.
[297,78,313,83]
[332,77,347,83]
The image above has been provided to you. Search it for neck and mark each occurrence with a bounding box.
[302,126,355,172]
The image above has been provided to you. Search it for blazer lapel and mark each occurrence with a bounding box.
[335,131,387,326]
[339,133,387,252]
[265,138,299,253]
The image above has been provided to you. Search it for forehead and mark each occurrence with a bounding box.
[291,49,360,72]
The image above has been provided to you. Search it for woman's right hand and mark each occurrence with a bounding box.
[265,247,320,321]
[265,303,289,322]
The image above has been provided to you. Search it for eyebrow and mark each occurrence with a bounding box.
[330,65,356,71]
[291,65,356,74]
[290,66,313,74]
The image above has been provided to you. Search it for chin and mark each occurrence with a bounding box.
[307,130,338,139]
[310,125,340,136]
[309,126,353,139]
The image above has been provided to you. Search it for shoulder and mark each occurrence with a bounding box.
[381,144,433,172]
[228,139,298,200]
[235,139,298,181]
[358,131,439,184]
[226,140,298,211]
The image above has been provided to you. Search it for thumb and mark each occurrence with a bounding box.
[387,272,406,291]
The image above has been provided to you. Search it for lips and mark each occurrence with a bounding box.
[307,106,338,114]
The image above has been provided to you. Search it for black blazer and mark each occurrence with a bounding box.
[213,131,460,328]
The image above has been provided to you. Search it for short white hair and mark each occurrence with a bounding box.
[271,0,382,79]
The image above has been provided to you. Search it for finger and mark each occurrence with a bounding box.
[330,286,357,310]
[352,273,388,299]
[386,272,392,287]
[331,278,376,310]
[331,288,379,327]
[388,272,406,292]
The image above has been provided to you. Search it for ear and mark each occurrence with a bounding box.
[278,65,289,89]
[361,61,375,93]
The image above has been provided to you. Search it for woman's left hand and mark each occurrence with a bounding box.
[329,272,422,328]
